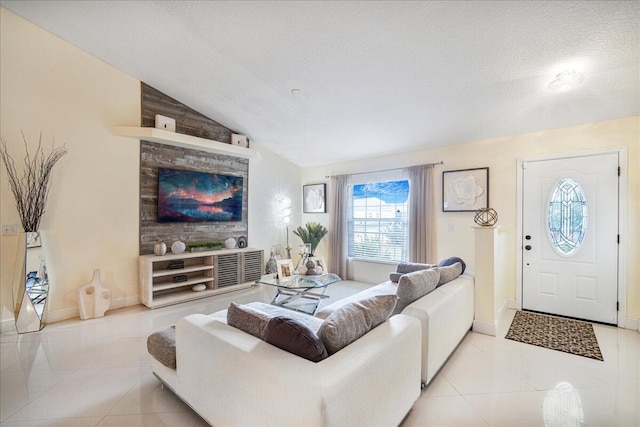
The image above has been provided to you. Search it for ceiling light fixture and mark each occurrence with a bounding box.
[291,89,301,95]
[548,71,585,92]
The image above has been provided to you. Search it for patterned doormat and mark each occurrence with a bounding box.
[505,311,603,361]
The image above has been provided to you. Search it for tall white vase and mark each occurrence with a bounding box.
[77,269,112,320]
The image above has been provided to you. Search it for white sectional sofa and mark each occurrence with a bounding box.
[150,304,422,427]
[316,271,475,384]
[148,261,474,425]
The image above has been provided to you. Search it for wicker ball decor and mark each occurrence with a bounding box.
[474,208,498,226]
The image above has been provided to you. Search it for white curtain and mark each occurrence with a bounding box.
[329,175,351,279]
[408,164,435,263]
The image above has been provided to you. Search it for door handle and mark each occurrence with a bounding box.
[525,245,532,250]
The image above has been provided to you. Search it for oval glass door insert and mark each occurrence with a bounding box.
[547,178,588,255]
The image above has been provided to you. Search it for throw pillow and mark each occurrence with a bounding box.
[317,294,397,355]
[437,256,466,274]
[389,272,403,283]
[264,316,328,362]
[227,302,272,339]
[147,326,176,369]
[396,262,437,274]
[394,268,441,315]
[434,262,463,287]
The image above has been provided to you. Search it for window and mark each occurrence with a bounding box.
[348,180,409,262]
[548,178,588,255]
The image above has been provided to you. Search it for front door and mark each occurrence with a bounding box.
[522,153,619,324]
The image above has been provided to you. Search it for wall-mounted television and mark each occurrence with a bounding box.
[157,167,243,222]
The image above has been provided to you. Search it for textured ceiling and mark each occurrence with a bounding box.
[2,1,638,167]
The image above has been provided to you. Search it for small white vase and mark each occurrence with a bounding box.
[154,240,167,256]
[77,269,112,320]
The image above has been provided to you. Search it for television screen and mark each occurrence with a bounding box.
[157,167,243,222]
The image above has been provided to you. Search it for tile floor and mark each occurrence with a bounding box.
[1,281,639,426]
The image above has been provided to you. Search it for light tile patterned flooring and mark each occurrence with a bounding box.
[1,281,639,426]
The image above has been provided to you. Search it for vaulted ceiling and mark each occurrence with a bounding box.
[2,1,638,167]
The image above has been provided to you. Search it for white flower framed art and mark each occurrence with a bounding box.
[442,167,489,212]
[303,183,326,213]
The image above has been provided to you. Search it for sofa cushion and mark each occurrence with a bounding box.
[315,281,398,320]
[434,262,463,287]
[248,302,324,332]
[147,326,176,369]
[227,302,272,339]
[391,262,437,282]
[264,316,328,362]
[438,256,466,274]
[394,268,441,315]
[389,272,403,283]
[396,262,437,274]
[318,294,397,355]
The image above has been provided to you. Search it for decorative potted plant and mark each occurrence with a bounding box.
[188,241,224,252]
[0,132,67,333]
[293,221,328,256]
[0,132,68,234]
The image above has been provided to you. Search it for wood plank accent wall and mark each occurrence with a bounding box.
[141,82,233,143]
[139,83,248,255]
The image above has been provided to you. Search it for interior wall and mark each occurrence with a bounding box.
[248,142,303,265]
[0,8,140,324]
[303,116,639,320]
[0,8,304,327]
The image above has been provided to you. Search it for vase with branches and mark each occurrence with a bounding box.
[293,221,328,256]
[0,132,68,232]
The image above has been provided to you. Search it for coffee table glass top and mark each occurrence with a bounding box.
[258,273,341,289]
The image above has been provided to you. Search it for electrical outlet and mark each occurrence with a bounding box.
[1,224,19,235]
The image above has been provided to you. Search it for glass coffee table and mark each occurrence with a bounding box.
[257,273,341,315]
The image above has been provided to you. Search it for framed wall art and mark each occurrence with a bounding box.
[303,183,326,213]
[442,167,489,212]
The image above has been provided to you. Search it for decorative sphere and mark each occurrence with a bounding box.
[224,238,237,249]
[474,208,498,226]
[192,284,206,292]
[171,240,186,254]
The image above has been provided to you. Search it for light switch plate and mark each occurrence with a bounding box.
[155,114,176,132]
[1,224,19,235]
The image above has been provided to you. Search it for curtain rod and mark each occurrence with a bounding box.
[325,161,443,179]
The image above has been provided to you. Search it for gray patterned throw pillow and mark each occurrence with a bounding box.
[227,302,272,339]
[394,268,441,314]
[433,262,463,287]
[317,294,397,355]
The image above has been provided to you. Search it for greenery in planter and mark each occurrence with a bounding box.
[293,222,328,256]
[188,241,223,249]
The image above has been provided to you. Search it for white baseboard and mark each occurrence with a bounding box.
[110,295,141,311]
[497,299,508,319]
[625,317,640,332]
[46,295,141,324]
[507,299,517,309]
[472,320,497,337]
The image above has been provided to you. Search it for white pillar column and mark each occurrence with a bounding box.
[472,226,506,336]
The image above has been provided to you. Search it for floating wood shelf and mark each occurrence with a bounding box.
[111,126,257,159]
